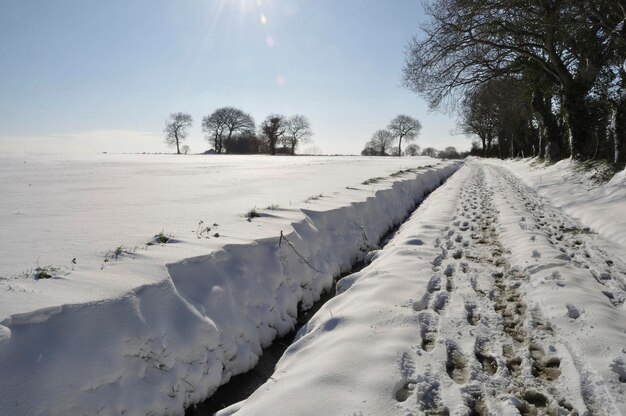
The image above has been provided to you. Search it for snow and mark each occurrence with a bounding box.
[486,157,626,250]
[0,153,460,416]
[221,159,626,415]
[0,154,442,316]
[3,154,625,415]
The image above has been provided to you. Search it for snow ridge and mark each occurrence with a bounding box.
[0,162,460,416]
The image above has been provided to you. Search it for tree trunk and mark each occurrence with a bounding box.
[176,138,180,154]
[562,83,591,160]
[291,142,296,155]
[270,138,276,155]
[614,73,626,165]
[537,124,544,159]
[531,89,561,161]
[398,137,403,157]
[615,97,626,165]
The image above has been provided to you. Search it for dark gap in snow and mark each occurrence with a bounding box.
[184,246,377,416]
[186,180,446,416]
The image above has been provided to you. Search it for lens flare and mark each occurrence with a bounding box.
[266,35,275,47]
[260,13,268,24]
[276,74,285,86]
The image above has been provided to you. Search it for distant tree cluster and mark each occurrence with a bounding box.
[163,108,313,155]
[403,0,626,166]
[361,115,422,156]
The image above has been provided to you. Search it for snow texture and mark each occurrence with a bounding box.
[223,159,626,416]
[0,154,459,416]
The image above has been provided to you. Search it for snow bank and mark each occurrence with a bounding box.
[0,158,460,416]
[484,157,626,250]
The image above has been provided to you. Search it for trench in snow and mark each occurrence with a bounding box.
[185,179,447,416]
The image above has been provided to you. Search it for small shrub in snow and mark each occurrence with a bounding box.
[266,204,280,210]
[33,266,56,280]
[246,208,261,221]
[304,194,324,203]
[147,231,172,246]
[31,264,72,280]
[105,246,135,262]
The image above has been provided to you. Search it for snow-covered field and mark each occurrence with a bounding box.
[221,159,626,415]
[0,153,460,415]
[0,154,442,315]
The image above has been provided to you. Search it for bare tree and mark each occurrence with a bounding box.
[421,147,438,158]
[404,143,421,156]
[402,0,621,160]
[367,129,396,156]
[458,82,501,156]
[202,107,255,154]
[438,146,460,159]
[388,115,422,156]
[283,115,313,155]
[164,112,193,154]
[260,114,286,155]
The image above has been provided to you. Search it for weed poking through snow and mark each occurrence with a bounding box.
[304,194,324,203]
[27,258,75,280]
[147,230,173,246]
[195,220,218,239]
[246,208,261,221]
[101,245,137,269]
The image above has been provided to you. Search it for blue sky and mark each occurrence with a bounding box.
[0,0,468,154]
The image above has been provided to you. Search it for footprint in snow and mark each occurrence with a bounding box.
[529,343,561,382]
[412,292,431,312]
[418,312,439,352]
[427,276,442,293]
[433,292,450,314]
[462,384,489,415]
[474,338,498,376]
[445,341,469,384]
[399,351,416,379]
[415,372,447,414]
[610,357,626,383]
[465,302,481,326]
[394,380,415,402]
[565,304,582,320]
[602,290,625,307]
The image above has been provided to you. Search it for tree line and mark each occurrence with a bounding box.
[361,115,423,156]
[163,107,313,155]
[403,0,626,166]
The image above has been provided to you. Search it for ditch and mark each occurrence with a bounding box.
[185,184,441,415]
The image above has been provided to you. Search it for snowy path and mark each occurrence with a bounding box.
[222,160,626,415]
